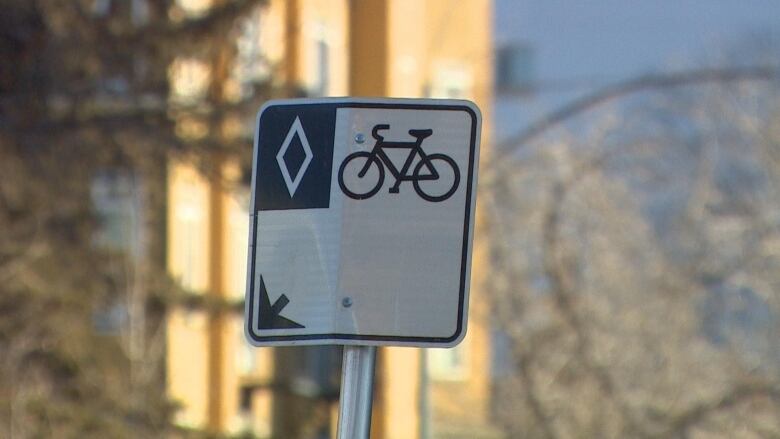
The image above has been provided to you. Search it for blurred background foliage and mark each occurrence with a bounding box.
[2,1,780,438]
[0,1,272,437]
[487,36,780,439]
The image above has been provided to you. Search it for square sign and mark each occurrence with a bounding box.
[244,98,481,347]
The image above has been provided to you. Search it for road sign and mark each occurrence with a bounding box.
[244,98,481,347]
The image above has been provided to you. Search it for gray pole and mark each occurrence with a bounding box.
[418,349,430,439]
[337,345,377,439]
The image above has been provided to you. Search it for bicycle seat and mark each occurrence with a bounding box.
[408,129,433,140]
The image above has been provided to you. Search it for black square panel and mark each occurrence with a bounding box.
[255,104,336,211]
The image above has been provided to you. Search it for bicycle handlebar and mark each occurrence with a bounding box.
[372,124,390,140]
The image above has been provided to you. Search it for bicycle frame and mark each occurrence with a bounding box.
[359,125,439,193]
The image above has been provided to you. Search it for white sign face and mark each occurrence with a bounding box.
[245,98,481,347]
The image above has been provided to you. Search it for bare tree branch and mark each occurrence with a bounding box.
[494,66,780,163]
[514,346,561,439]
[659,382,780,437]
[539,154,657,438]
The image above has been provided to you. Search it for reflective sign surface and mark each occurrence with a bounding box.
[245,98,481,347]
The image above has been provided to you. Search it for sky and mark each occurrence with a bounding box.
[494,0,780,141]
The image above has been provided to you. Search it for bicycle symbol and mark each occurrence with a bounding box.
[338,124,460,202]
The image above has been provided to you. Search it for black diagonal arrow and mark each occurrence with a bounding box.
[257,276,305,329]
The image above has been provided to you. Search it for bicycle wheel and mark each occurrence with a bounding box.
[338,152,385,200]
[413,153,460,202]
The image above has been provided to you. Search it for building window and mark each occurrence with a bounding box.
[90,169,139,335]
[314,39,330,96]
[428,340,470,381]
[237,324,257,375]
[235,6,271,98]
[495,43,535,94]
[169,57,211,105]
[168,163,210,293]
[239,385,254,413]
[304,35,331,97]
[91,169,139,254]
[427,64,473,99]
[226,191,250,299]
[175,0,213,18]
[92,302,128,335]
[92,0,111,16]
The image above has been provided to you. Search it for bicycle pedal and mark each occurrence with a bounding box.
[389,188,400,193]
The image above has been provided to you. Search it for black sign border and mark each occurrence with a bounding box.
[245,99,480,346]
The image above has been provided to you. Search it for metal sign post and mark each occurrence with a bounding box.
[337,345,377,439]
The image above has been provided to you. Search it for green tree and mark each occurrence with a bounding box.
[0,1,270,437]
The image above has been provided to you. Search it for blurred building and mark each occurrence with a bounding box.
[166,1,498,438]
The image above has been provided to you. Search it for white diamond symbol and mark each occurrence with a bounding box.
[276,116,313,197]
